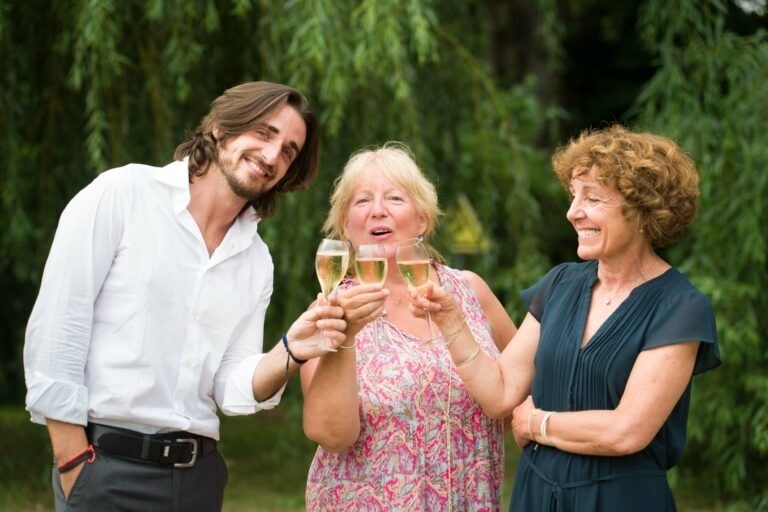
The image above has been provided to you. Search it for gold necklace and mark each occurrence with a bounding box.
[602,265,650,306]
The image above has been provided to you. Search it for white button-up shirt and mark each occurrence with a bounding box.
[24,160,284,439]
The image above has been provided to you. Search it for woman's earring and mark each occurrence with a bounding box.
[418,234,424,241]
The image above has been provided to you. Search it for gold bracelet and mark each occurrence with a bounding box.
[443,318,467,348]
[454,346,481,368]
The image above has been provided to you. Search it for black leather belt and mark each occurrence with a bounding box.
[86,423,216,468]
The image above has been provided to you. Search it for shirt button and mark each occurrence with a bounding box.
[192,312,201,321]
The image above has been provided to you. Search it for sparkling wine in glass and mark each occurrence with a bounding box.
[315,238,351,351]
[395,238,441,344]
[355,243,388,342]
[354,244,388,285]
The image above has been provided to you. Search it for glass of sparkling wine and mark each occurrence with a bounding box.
[315,238,351,351]
[354,244,388,284]
[395,238,440,345]
[354,243,388,342]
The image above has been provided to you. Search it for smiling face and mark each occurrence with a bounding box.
[216,104,306,201]
[566,166,644,262]
[344,169,427,258]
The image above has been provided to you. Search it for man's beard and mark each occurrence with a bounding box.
[218,153,271,202]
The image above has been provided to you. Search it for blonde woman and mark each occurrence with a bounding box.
[301,142,516,511]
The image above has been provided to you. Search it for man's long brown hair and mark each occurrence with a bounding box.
[174,82,320,219]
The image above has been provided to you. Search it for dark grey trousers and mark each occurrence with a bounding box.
[52,446,228,512]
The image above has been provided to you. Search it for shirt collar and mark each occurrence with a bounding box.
[155,159,262,243]
[154,159,193,215]
[228,206,261,244]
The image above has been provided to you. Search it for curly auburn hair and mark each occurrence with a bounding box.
[552,125,700,247]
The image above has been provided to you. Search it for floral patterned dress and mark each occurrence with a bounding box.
[306,264,505,512]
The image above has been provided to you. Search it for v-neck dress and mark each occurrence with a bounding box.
[306,264,505,511]
[510,260,720,512]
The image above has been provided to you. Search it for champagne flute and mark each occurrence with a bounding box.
[354,243,388,343]
[315,238,351,351]
[395,238,441,345]
[354,244,388,285]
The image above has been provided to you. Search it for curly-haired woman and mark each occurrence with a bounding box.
[410,125,721,511]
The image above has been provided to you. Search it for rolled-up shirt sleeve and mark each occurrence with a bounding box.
[220,354,285,414]
[24,173,123,425]
[215,262,285,415]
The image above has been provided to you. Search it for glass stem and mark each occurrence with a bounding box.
[425,310,438,342]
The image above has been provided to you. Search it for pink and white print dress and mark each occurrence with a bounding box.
[306,264,504,511]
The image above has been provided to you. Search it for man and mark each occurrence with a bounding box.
[24,81,346,511]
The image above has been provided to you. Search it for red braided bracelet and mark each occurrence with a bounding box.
[56,444,96,473]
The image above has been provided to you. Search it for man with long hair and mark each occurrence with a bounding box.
[24,82,346,511]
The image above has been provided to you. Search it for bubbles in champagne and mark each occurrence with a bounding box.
[355,258,387,284]
[397,259,430,286]
[316,251,350,297]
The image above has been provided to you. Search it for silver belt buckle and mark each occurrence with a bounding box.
[173,438,198,468]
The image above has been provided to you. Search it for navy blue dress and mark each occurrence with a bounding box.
[510,260,720,512]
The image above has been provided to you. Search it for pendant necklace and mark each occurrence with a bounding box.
[603,264,649,306]
[604,284,629,306]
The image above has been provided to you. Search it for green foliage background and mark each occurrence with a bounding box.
[1,0,766,508]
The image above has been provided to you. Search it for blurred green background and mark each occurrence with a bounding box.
[1,0,767,510]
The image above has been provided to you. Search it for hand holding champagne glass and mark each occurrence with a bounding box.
[395,238,441,345]
[315,238,351,351]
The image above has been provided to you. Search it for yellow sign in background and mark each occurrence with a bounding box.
[445,193,489,255]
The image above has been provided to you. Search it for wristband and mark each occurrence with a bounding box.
[282,334,307,365]
[56,444,96,473]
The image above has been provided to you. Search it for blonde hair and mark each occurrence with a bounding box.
[323,142,442,250]
[552,125,700,247]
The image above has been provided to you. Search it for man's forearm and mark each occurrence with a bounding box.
[47,418,89,463]
[251,339,300,402]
